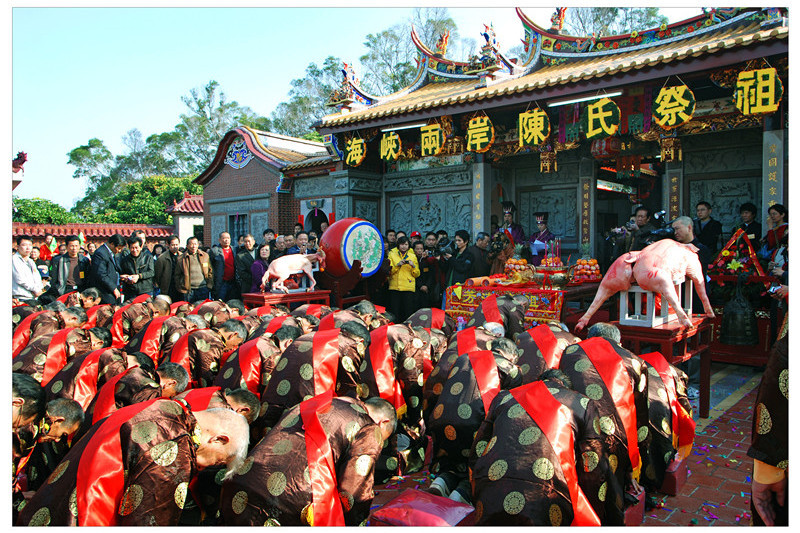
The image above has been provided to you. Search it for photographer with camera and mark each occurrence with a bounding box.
[629,206,657,251]
[387,236,420,322]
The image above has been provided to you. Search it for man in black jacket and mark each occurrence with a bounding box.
[234,234,257,296]
[468,231,491,278]
[86,234,125,304]
[693,201,723,255]
[48,235,90,297]
[155,235,181,301]
[440,230,473,299]
[120,235,155,300]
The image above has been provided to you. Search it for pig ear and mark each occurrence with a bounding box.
[685,243,699,253]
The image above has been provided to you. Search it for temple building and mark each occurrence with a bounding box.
[195,8,787,259]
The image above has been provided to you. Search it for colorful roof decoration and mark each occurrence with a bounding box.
[320,7,787,131]
[165,191,203,215]
[195,127,331,185]
[13,222,174,239]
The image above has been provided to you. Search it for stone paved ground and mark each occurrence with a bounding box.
[370,362,764,526]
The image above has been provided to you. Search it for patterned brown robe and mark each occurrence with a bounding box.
[192,301,230,327]
[470,380,623,525]
[359,324,429,480]
[124,315,189,363]
[12,329,94,384]
[213,335,282,395]
[246,315,302,341]
[465,294,530,340]
[118,302,155,344]
[12,304,38,331]
[259,331,366,431]
[176,328,229,388]
[427,350,522,477]
[747,335,788,526]
[18,398,198,526]
[422,326,499,420]
[404,307,457,338]
[45,347,128,407]
[514,326,559,384]
[29,311,66,341]
[92,304,115,329]
[220,396,382,526]
[556,338,651,500]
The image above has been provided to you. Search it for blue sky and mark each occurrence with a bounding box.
[10,5,702,208]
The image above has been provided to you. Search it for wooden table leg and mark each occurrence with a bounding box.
[699,348,711,419]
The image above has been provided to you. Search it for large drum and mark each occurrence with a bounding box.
[319,218,385,278]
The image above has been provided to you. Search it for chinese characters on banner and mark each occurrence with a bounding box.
[580,179,591,245]
[420,124,445,156]
[581,97,620,139]
[466,116,495,152]
[735,68,784,115]
[380,132,402,161]
[345,138,366,166]
[762,131,784,208]
[652,85,696,129]
[668,173,681,219]
[518,109,550,147]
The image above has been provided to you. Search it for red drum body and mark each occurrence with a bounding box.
[319,218,385,278]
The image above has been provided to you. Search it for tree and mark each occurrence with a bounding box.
[66,138,114,188]
[359,8,459,95]
[96,175,202,225]
[13,197,83,225]
[271,56,342,138]
[563,8,667,37]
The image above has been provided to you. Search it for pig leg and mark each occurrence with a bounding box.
[575,253,638,331]
[301,264,316,292]
[685,268,716,318]
[273,274,290,294]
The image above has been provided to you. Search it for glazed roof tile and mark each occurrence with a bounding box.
[165,193,204,215]
[13,222,175,239]
[320,20,787,128]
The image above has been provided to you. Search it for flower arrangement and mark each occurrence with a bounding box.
[708,229,764,279]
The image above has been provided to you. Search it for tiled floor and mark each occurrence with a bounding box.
[371,362,765,526]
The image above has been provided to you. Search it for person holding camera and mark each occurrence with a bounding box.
[440,230,473,307]
[629,206,657,251]
[387,236,420,322]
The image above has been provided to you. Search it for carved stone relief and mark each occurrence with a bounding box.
[685,147,761,175]
[295,177,334,198]
[354,200,378,223]
[689,177,762,236]
[211,216,226,243]
[389,197,413,233]
[384,164,472,192]
[250,212,271,236]
[335,196,351,221]
[518,188,578,240]
[208,198,269,215]
[388,191,472,235]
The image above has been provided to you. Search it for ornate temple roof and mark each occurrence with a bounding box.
[319,7,787,132]
[195,127,330,185]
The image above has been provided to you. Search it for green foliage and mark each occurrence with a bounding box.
[563,7,667,37]
[13,196,83,225]
[270,56,342,138]
[98,175,202,225]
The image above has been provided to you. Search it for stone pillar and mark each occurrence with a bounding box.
[472,161,492,237]
[762,130,785,225]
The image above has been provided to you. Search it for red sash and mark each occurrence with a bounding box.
[511,382,601,526]
[317,312,337,331]
[72,349,107,410]
[131,294,150,304]
[299,392,346,526]
[312,329,341,394]
[528,324,560,368]
[110,304,132,348]
[76,398,163,525]
[83,305,101,329]
[480,294,504,324]
[368,326,407,415]
[57,290,77,304]
[374,304,386,314]
[254,304,272,316]
[12,310,46,357]
[265,315,290,334]
[580,338,642,479]
[235,339,263,394]
[136,315,170,364]
[421,349,434,381]
[302,304,324,318]
[639,352,695,461]
[42,328,75,386]
[92,366,136,424]
[456,327,479,354]
[180,386,222,411]
[168,331,199,386]
[430,308,445,330]
[188,299,212,314]
[468,351,501,415]
[170,301,189,313]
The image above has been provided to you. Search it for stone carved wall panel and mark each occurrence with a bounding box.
[384,164,472,192]
[211,216,226,243]
[250,213,271,236]
[354,200,378,223]
[387,191,471,236]
[518,189,578,241]
[295,177,334,198]
[689,177,761,237]
[685,147,761,175]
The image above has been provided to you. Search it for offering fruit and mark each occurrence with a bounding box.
[540,255,563,267]
[504,244,528,274]
[573,258,602,282]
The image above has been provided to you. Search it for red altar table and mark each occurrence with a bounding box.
[613,316,713,418]
[444,282,603,328]
[242,290,331,309]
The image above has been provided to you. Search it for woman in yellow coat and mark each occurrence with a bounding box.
[387,236,420,322]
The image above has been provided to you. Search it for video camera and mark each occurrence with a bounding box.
[436,240,456,257]
[638,210,676,245]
